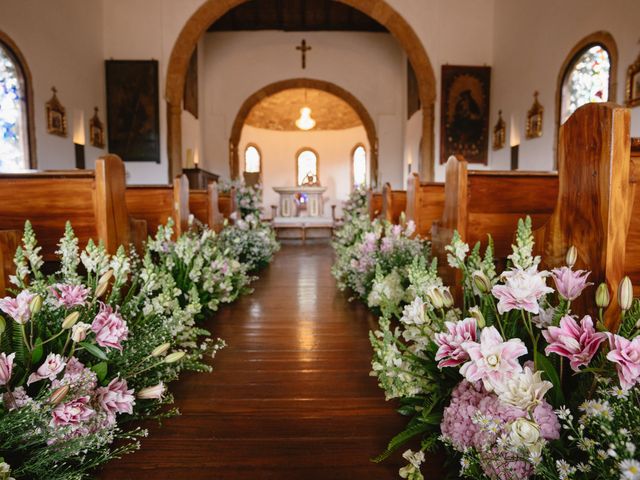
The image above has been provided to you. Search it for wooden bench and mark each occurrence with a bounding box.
[125,175,190,239]
[431,157,559,286]
[406,173,444,238]
[367,190,382,220]
[189,182,224,233]
[218,187,238,221]
[381,182,407,224]
[533,102,634,328]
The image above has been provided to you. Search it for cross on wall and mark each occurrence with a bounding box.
[296,39,311,69]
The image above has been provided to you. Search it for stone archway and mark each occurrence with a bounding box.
[230,78,379,185]
[165,0,437,183]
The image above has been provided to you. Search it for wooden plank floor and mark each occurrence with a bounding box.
[99,243,409,479]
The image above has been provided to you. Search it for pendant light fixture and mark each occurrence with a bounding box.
[295,89,316,131]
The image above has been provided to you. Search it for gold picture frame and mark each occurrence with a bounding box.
[45,86,67,137]
[526,91,543,139]
[89,107,105,149]
[492,110,506,150]
[626,52,640,108]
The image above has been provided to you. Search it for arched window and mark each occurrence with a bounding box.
[352,144,367,187]
[560,45,610,124]
[0,36,31,171]
[296,148,318,186]
[244,144,261,173]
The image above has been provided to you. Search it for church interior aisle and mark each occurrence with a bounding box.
[100,244,407,479]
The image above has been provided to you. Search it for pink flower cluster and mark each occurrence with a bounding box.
[51,395,95,428]
[543,315,606,371]
[27,353,66,385]
[607,334,640,390]
[91,303,129,350]
[49,283,90,308]
[0,290,35,324]
[96,377,135,423]
[0,352,15,385]
[441,381,560,480]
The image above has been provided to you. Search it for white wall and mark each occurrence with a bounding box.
[404,110,423,186]
[201,31,406,188]
[490,0,640,173]
[0,0,106,170]
[239,125,368,216]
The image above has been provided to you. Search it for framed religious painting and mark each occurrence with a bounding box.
[45,86,67,137]
[105,60,160,163]
[440,65,491,164]
[526,91,544,139]
[183,48,198,118]
[492,110,506,150]
[626,52,640,108]
[89,107,105,149]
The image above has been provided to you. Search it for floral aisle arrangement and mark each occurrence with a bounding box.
[0,218,262,480]
[217,181,279,271]
[334,207,640,480]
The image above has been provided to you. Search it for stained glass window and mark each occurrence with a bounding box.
[560,45,610,124]
[297,149,318,186]
[352,145,366,187]
[244,145,261,172]
[0,42,28,171]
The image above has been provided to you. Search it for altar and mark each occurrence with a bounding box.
[271,185,335,242]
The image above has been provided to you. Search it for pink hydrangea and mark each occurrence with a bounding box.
[550,267,593,301]
[51,357,97,391]
[50,395,95,428]
[0,290,35,324]
[441,381,560,480]
[491,267,553,315]
[0,352,15,385]
[434,317,477,368]
[49,283,90,308]
[460,326,527,391]
[91,303,129,350]
[606,334,640,390]
[3,386,31,411]
[27,353,66,385]
[96,377,135,419]
[543,315,606,371]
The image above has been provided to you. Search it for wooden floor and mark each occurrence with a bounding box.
[100,243,408,479]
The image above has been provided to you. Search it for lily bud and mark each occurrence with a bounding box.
[49,385,70,406]
[618,276,634,311]
[595,283,610,309]
[98,270,114,285]
[151,343,171,357]
[469,306,485,328]
[471,271,492,294]
[164,351,186,364]
[426,288,444,309]
[0,317,5,336]
[71,322,90,343]
[29,295,43,315]
[137,382,165,400]
[95,280,110,299]
[442,288,454,308]
[61,311,80,329]
[565,246,578,268]
[399,211,407,228]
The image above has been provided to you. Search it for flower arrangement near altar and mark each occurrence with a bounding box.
[217,181,280,270]
[0,217,264,479]
[334,205,640,480]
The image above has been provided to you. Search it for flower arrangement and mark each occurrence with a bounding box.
[0,217,266,479]
[217,181,279,270]
[334,205,640,480]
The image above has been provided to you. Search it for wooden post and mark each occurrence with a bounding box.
[173,174,190,237]
[96,154,130,254]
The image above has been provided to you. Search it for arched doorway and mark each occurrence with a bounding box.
[230,78,379,185]
[165,0,436,183]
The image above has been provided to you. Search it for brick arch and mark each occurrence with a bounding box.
[230,78,379,185]
[165,0,436,182]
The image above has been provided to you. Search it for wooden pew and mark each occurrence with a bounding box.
[0,156,131,259]
[218,187,238,221]
[189,182,225,233]
[406,173,445,238]
[431,156,558,285]
[381,182,407,224]
[367,190,383,221]
[125,175,190,238]
[534,103,633,328]
[0,230,21,294]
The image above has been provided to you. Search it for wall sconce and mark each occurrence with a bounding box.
[509,114,520,171]
[73,110,85,169]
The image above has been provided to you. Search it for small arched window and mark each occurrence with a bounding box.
[0,38,30,171]
[244,144,261,173]
[352,144,367,187]
[296,148,318,186]
[560,44,611,124]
